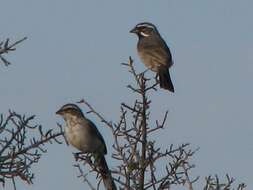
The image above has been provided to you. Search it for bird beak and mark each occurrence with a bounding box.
[55,109,62,115]
[130,27,138,34]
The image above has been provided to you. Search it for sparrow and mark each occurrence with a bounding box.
[130,22,175,92]
[56,103,116,190]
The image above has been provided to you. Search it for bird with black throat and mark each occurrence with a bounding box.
[56,103,116,190]
[130,22,175,92]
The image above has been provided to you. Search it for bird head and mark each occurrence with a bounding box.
[130,22,158,38]
[56,103,84,120]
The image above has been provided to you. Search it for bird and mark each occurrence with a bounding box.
[130,22,175,92]
[56,103,116,190]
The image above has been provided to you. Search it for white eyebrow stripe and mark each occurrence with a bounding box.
[140,31,150,37]
[137,24,155,29]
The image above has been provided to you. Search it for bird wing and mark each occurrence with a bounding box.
[162,39,173,66]
[143,45,172,68]
[139,33,173,68]
[86,119,108,155]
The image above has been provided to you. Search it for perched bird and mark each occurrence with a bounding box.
[130,22,175,92]
[56,103,116,190]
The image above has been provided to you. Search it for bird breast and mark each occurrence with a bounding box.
[64,120,92,152]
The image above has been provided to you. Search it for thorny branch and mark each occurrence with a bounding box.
[0,37,27,66]
[203,174,246,190]
[74,57,245,190]
[74,162,96,190]
[0,111,64,189]
[73,153,106,190]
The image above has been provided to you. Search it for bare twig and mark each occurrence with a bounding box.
[0,37,27,66]
[0,111,63,189]
[71,58,245,190]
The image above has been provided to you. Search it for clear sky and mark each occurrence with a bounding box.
[0,0,252,189]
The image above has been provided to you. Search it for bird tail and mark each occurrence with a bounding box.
[158,68,174,92]
[98,156,117,190]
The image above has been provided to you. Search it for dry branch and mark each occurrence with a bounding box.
[0,37,27,66]
[0,111,63,189]
[73,57,245,190]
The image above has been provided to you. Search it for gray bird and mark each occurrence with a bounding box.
[56,103,116,190]
[130,22,175,92]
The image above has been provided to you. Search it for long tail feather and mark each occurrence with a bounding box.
[158,68,174,92]
[98,156,117,190]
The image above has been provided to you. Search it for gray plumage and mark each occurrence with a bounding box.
[56,103,107,155]
[130,22,174,92]
[56,103,116,190]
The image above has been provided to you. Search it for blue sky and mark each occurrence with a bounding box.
[0,1,252,189]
